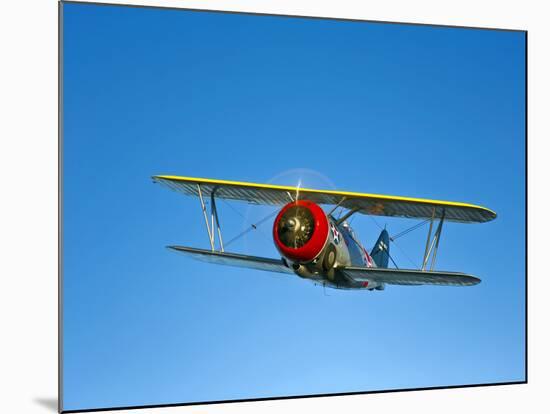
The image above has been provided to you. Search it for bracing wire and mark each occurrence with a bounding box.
[222,199,279,247]
[368,214,425,269]
[221,198,427,269]
[390,218,430,241]
[389,219,430,268]
[368,215,384,230]
[389,240,419,269]
[220,198,247,220]
[386,249,400,269]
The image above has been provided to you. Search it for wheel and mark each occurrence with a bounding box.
[323,244,337,271]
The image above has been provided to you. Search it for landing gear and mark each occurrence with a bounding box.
[322,244,337,271]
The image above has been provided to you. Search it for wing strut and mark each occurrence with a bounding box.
[421,208,445,271]
[197,184,224,252]
[335,207,360,225]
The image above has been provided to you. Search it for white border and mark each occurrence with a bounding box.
[1,1,547,413]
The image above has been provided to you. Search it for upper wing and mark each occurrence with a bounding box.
[152,175,496,223]
[340,266,481,287]
[168,246,294,275]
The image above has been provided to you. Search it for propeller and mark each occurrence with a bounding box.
[241,169,334,253]
[295,179,302,203]
[291,179,302,247]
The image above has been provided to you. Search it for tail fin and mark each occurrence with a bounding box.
[371,229,390,268]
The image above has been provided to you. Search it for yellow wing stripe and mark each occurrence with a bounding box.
[152,175,497,223]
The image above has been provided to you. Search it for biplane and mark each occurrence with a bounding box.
[152,175,496,291]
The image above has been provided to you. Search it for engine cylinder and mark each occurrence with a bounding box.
[273,200,329,263]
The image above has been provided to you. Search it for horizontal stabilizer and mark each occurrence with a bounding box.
[168,246,294,275]
[341,266,481,287]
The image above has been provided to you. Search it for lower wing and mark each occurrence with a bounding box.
[340,266,481,287]
[168,246,294,275]
[168,246,480,287]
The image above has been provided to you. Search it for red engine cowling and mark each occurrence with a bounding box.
[272,200,329,263]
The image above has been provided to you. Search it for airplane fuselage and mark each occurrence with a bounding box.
[273,200,388,290]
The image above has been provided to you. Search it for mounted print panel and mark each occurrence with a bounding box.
[60,1,526,412]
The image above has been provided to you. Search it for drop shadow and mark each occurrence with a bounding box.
[34,397,58,412]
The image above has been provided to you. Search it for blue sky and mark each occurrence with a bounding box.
[62,3,526,411]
